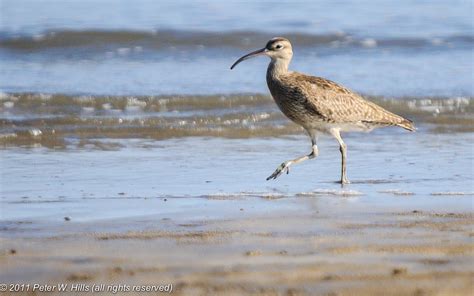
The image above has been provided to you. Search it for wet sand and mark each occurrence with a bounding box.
[1,195,472,296]
[1,131,473,295]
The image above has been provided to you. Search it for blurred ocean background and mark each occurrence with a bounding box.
[0,0,472,96]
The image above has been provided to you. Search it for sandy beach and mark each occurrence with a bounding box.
[2,191,472,295]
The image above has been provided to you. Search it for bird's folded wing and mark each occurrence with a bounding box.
[293,74,407,126]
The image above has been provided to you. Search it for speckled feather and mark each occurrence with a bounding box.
[267,72,415,132]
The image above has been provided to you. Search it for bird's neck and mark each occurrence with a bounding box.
[267,58,290,79]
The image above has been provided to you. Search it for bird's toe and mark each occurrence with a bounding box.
[266,162,290,180]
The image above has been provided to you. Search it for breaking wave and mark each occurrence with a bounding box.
[0,93,472,148]
[1,29,472,51]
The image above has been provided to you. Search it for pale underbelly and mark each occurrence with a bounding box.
[305,121,379,133]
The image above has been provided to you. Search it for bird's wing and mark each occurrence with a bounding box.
[288,73,412,128]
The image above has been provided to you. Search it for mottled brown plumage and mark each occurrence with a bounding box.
[267,72,414,132]
[231,37,414,184]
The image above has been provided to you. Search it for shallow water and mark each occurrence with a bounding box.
[1,130,472,224]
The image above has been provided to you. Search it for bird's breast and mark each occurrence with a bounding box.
[266,76,326,128]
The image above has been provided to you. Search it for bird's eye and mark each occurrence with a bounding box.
[275,44,283,49]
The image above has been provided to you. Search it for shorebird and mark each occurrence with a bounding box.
[230,37,414,184]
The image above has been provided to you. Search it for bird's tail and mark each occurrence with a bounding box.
[397,118,416,131]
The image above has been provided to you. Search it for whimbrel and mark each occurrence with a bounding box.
[231,37,414,184]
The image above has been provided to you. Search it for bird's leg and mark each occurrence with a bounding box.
[267,135,318,181]
[330,128,350,184]
[339,143,349,184]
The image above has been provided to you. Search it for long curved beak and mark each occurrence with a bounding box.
[230,48,267,70]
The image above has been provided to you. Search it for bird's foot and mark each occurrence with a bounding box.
[266,161,292,180]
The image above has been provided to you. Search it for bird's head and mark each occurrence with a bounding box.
[230,37,293,70]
